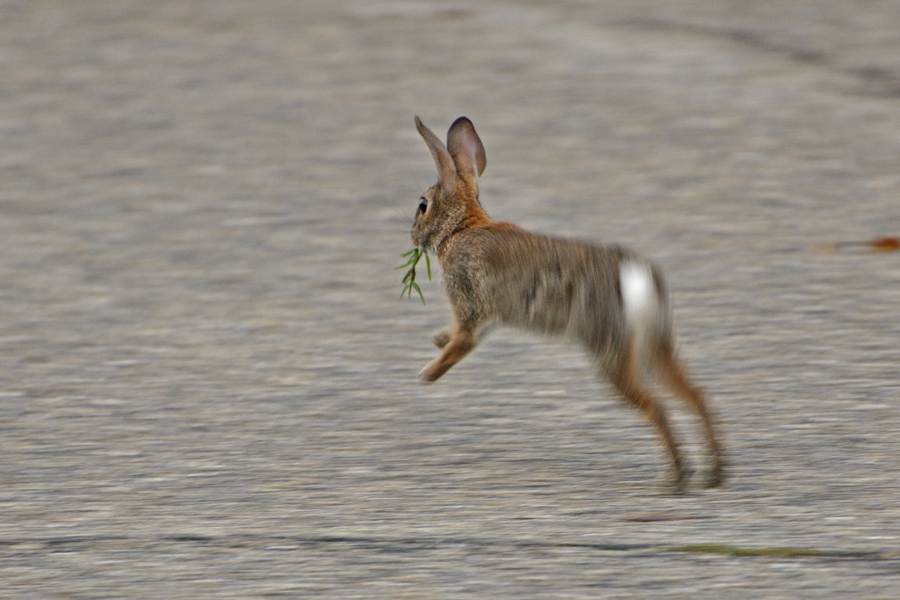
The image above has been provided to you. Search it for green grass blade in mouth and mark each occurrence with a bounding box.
[397,248,430,305]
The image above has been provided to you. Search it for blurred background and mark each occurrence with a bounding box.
[1,1,899,597]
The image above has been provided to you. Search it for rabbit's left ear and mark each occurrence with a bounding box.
[447,117,486,179]
[416,116,458,192]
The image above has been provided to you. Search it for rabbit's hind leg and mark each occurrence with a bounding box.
[655,342,726,488]
[605,347,691,493]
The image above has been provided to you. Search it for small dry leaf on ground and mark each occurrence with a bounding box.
[812,236,900,253]
[868,236,900,252]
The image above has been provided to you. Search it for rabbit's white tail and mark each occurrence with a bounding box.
[620,260,665,362]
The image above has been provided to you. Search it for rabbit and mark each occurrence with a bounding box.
[409,115,725,492]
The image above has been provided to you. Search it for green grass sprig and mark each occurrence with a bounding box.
[396,247,431,305]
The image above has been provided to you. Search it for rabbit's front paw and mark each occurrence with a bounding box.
[431,327,453,349]
[419,359,444,383]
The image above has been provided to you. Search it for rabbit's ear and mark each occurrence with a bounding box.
[447,117,486,179]
[416,116,457,191]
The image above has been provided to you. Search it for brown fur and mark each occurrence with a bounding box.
[409,116,725,492]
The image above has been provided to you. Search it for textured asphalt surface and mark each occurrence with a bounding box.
[1,1,900,597]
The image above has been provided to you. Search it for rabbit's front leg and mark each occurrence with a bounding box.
[420,325,476,382]
[433,321,495,350]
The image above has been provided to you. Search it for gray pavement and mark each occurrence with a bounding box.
[1,1,900,597]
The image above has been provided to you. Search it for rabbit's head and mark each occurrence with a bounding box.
[412,116,489,253]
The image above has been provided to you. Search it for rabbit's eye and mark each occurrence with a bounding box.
[418,199,427,214]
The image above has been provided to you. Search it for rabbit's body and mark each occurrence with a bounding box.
[443,226,650,358]
[409,116,724,492]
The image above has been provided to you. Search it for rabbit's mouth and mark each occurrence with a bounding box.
[411,226,433,252]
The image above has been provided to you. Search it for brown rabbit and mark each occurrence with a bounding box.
[409,116,724,491]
